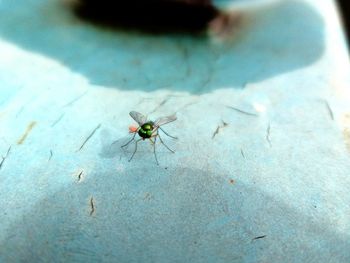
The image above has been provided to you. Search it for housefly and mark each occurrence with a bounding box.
[122,111,177,165]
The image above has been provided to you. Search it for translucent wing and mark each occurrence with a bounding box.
[129,111,147,125]
[154,114,177,127]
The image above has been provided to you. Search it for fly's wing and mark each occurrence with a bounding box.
[129,111,147,125]
[154,114,177,127]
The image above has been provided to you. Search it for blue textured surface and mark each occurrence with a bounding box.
[1,0,350,262]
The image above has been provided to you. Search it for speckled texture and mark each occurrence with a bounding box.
[0,0,350,262]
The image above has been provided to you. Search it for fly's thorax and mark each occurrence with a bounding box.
[138,122,154,139]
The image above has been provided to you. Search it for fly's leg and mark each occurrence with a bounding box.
[129,138,142,162]
[157,132,175,153]
[120,132,137,148]
[159,127,177,139]
[150,136,159,165]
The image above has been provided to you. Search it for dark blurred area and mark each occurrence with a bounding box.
[71,0,219,33]
[338,0,350,44]
[72,0,350,39]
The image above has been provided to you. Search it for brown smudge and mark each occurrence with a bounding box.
[343,128,350,153]
[229,179,235,184]
[17,121,37,145]
[209,10,242,39]
[342,114,350,153]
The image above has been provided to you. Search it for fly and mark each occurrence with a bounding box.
[121,111,177,165]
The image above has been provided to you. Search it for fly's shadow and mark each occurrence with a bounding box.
[100,111,178,165]
[99,130,140,160]
[99,127,177,165]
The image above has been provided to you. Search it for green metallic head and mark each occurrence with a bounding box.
[138,122,154,139]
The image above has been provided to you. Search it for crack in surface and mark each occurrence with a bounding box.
[323,100,334,120]
[227,105,258,117]
[240,148,245,158]
[63,90,89,108]
[77,124,101,151]
[0,146,11,171]
[252,235,267,241]
[48,150,53,161]
[51,113,65,127]
[89,196,95,216]
[212,120,228,139]
[266,123,272,147]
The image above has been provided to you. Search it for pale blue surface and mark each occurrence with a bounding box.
[0,0,350,262]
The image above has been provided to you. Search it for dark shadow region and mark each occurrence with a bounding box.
[0,167,349,262]
[72,0,218,33]
[0,0,325,93]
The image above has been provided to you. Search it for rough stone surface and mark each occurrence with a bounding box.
[0,0,349,262]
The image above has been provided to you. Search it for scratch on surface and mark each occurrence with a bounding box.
[77,124,101,151]
[51,113,65,127]
[63,90,88,107]
[0,146,11,171]
[227,106,258,117]
[240,148,245,158]
[144,192,153,200]
[252,235,267,241]
[73,169,84,182]
[65,247,97,259]
[266,123,272,147]
[17,121,37,145]
[212,120,228,139]
[138,97,152,104]
[175,101,199,113]
[89,197,95,216]
[149,98,169,114]
[77,170,83,182]
[48,150,53,161]
[323,100,334,120]
[212,126,220,139]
